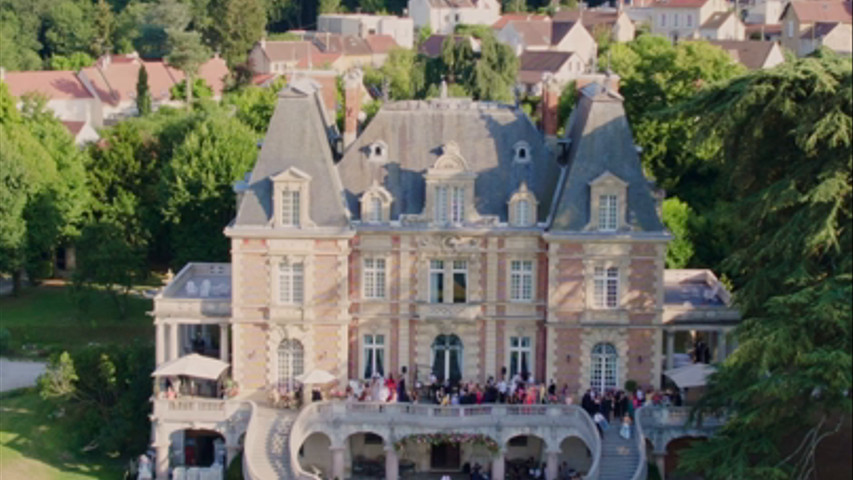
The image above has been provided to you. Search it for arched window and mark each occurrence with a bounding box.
[590,343,618,393]
[369,197,382,223]
[278,339,304,390]
[432,335,463,384]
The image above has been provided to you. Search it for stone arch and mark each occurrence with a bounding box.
[580,328,629,393]
[345,430,389,477]
[298,431,333,478]
[178,428,226,467]
[266,324,314,389]
[504,432,547,463]
[558,435,592,474]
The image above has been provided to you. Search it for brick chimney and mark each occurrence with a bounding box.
[540,75,561,137]
[343,68,363,148]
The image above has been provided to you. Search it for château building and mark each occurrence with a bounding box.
[149,74,738,480]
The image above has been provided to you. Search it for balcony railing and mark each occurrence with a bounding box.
[152,397,242,423]
[638,405,727,428]
[416,303,480,320]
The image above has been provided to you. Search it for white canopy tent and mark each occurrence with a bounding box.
[295,369,336,384]
[152,354,230,381]
[664,363,716,389]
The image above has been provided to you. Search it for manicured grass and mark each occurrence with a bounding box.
[0,389,126,480]
[0,283,153,356]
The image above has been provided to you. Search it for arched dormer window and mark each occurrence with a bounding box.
[588,171,628,232]
[513,141,531,164]
[424,142,478,226]
[271,167,313,228]
[367,140,389,164]
[360,181,393,224]
[508,182,538,227]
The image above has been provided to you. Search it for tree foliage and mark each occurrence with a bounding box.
[661,197,694,268]
[210,0,267,66]
[676,51,852,480]
[166,27,211,107]
[136,64,152,115]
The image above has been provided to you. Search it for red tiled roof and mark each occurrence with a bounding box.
[4,70,95,100]
[365,34,399,54]
[61,120,86,136]
[650,0,710,8]
[261,40,343,68]
[518,50,575,83]
[801,21,843,38]
[784,1,852,24]
[282,72,338,115]
[508,20,555,47]
[492,13,549,29]
[197,56,229,97]
[419,34,475,57]
[252,73,278,86]
[745,23,782,34]
[553,9,621,28]
[707,40,779,70]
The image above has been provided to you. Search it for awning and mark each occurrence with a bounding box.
[295,369,336,384]
[151,354,230,381]
[664,363,716,389]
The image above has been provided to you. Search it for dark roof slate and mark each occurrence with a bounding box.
[337,99,561,223]
[549,84,664,232]
[233,81,349,228]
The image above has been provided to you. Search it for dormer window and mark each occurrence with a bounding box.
[508,182,538,227]
[424,142,478,227]
[272,167,312,228]
[367,141,388,163]
[588,171,627,232]
[513,141,531,164]
[360,181,393,224]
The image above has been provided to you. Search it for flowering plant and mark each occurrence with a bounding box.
[394,433,500,454]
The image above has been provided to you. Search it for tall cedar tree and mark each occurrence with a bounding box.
[136,64,152,115]
[211,0,266,67]
[676,51,852,480]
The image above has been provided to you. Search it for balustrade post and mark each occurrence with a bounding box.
[219,323,229,362]
[491,450,505,480]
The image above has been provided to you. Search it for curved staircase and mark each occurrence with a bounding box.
[598,423,642,480]
[243,403,298,479]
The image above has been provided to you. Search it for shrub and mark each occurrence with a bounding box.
[624,379,639,393]
[0,327,11,354]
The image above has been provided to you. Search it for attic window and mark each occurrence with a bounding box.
[513,141,532,164]
[374,145,383,156]
[368,141,389,163]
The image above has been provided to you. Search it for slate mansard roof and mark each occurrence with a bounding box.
[233,81,349,229]
[337,98,560,224]
[549,84,665,233]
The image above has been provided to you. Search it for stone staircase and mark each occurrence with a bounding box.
[597,423,641,480]
[244,405,298,480]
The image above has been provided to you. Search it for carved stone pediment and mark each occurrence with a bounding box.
[417,235,480,253]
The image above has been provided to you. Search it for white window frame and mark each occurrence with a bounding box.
[593,266,620,309]
[435,186,449,223]
[787,20,794,38]
[673,13,679,27]
[598,194,618,232]
[509,259,535,303]
[686,14,693,28]
[451,260,468,304]
[280,189,301,227]
[362,257,387,300]
[369,197,382,223]
[278,261,305,305]
[590,343,618,393]
[429,260,445,303]
[660,13,666,27]
[508,335,533,379]
[515,199,530,226]
[451,186,465,224]
[362,333,386,379]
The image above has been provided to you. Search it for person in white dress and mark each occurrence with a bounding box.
[620,415,633,440]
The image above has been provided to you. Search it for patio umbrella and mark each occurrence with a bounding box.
[151,353,229,381]
[295,369,337,384]
[664,363,716,389]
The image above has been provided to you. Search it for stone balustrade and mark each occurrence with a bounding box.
[152,397,239,423]
[416,302,481,320]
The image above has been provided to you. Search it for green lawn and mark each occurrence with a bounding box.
[0,389,126,480]
[0,284,153,356]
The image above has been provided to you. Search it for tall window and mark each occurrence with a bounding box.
[435,186,448,223]
[673,13,679,27]
[363,334,385,379]
[598,194,618,231]
[432,335,463,384]
[591,343,618,393]
[363,258,386,299]
[430,260,445,303]
[434,185,465,224]
[594,266,619,309]
[686,14,693,27]
[515,199,530,226]
[509,336,532,378]
[278,339,304,390]
[660,13,666,27]
[369,197,382,223]
[510,260,534,302]
[279,261,304,304]
[452,260,467,303]
[281,190,300,226]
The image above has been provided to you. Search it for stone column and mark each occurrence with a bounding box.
[168,323,179,361]
[666,330,675,370]
[655,452,667,480]
[546,450,560,480]
[331,447,345,480]
[491,450,505,480]
[154,444,169,480]
[156,323,165,366]
[384,446,399,480]
[220,323,230,363]
[717,329,727,362]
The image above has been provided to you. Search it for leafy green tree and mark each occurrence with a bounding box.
[557,80,577,135]
[48,52,94,70]
[136,0,192,59]
[210,0,266,66]
[93,0,115,56]
[159,111,258,268]
[676,51,852,480]
[504,0,527,13]
[43,0,96,57]
[169,77,214,102]
[166,27,210,107]
[0,9,44,70]
[370,48,427,100]
[136,64,152,115]
[223,77,285,133]
[662,197,694,268]
[318,0,341,14]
